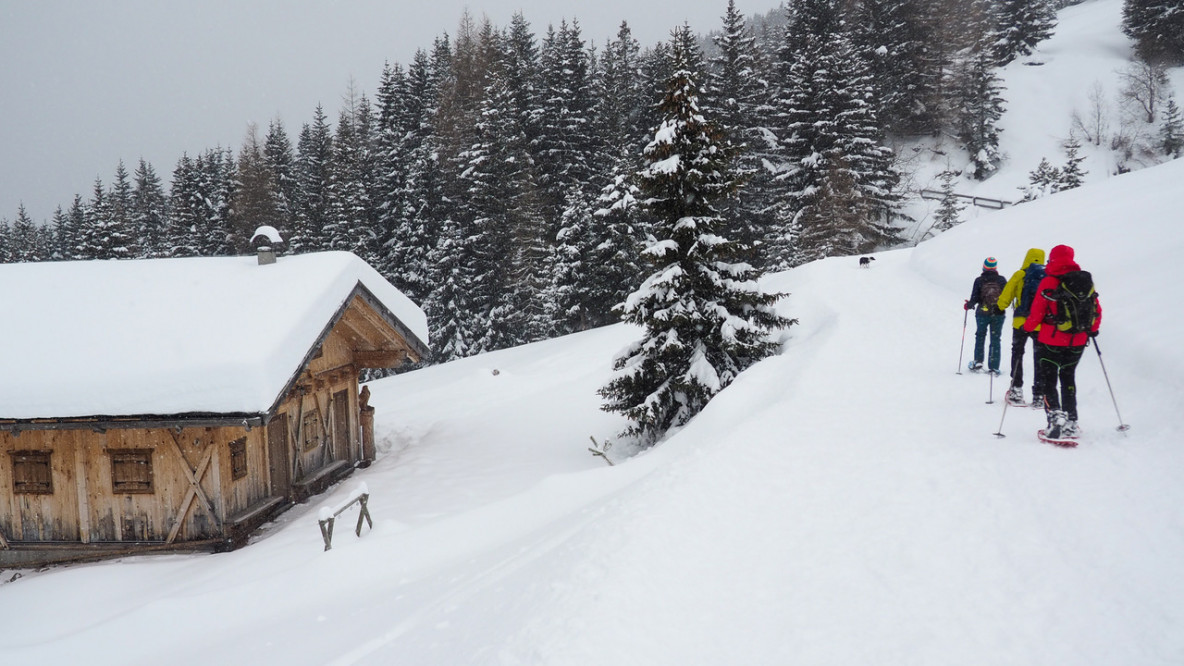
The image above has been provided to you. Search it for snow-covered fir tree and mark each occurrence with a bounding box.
[852,0,940,136]
[195,148,236,256]
[709,0,776,263]
[0,218,10,263]
[599,30,794,446]
[325,89,379,263]
[390,52,448,305]
[292,105,334,254]
[534,19,598,228]
[78,175,137,260]
[459,29,549,351]
[8,204,38,263]
[231,124,281,252]
[550,170,647,335]
[167,154,202,257]
[131,159,168,258]
[426,212,481,362]
[1159,96,1183,157]
[956,49,1007,179]
[1020,157,1062,200]
[993,0,1057,65]
[263,119,297,242]
[1122,0,1184,65]
[771,0,902,266]
[1057,138,1087,190]
[595,22,649,165]
[933,167,965,233]
[101,161,138,259]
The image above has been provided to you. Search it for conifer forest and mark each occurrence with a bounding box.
[2,0,1177,364]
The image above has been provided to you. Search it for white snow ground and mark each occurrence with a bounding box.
[2,1,1182,664]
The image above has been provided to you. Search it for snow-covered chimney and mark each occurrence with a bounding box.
[250,226,284,265]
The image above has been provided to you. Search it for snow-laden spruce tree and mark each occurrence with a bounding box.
[599,28,795,447]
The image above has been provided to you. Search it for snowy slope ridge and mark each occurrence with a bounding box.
[1,161,1181,664]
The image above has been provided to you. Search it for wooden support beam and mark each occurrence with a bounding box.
[73,443,92,543]
[165,432,220,544]
[353,350,406,368]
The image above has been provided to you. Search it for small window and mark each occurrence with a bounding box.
[229,437,248,480]
[302,411,322,451]
[11,450,53,495]
[110,449,154,494]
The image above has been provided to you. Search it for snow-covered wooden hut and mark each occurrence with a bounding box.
[0,250,429,566]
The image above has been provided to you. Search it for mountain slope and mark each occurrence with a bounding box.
[2,155,1180,666]
[2,0,1184,662]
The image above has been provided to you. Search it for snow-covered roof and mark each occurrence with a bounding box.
[0,251,428,422]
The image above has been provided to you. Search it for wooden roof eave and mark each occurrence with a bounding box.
[1,412,266,435]
[262,281,428,421]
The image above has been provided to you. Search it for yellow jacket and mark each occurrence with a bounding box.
[998,248,1046,329]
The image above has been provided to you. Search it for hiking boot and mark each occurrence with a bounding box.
[1062,419,1080,439]
[968,361,983,372]
[988,369,1002,377]
[1006,387,1025,405]
[1046,409,1068,440]
[1030,394,1045,409]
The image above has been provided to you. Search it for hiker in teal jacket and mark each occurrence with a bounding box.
[963,257,1008,374]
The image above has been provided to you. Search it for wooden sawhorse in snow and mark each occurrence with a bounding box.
[317,483,373,551]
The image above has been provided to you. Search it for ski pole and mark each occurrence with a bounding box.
[956,307,969,374]
[987,369,995,404]
[993,352,1024,438]
[1092,338,1130,432]
[993,395,1009,438]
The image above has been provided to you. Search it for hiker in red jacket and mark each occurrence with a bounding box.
[1024,244,1102,439]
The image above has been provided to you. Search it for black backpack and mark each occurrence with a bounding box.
[1043,270,1099,334]
[1015,264,1045,317]
[979,278,1003,314]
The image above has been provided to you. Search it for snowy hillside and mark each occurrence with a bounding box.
[903,0,1184,240]
[3,2,1184,664]
[3,147,1183,666]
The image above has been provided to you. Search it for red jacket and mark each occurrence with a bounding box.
[1024,244,1101,346]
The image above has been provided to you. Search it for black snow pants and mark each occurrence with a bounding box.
[1034,341,1086,420]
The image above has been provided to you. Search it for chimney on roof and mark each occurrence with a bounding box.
[250,226,284,265]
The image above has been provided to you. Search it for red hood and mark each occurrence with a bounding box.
[1046,244,1080,276]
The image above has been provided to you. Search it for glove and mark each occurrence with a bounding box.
[1089,330,1099,338]
[963,300,972,311]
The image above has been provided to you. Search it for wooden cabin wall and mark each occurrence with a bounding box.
[0,430,82,542]
[2,425,269,545]
[275,326,360,488]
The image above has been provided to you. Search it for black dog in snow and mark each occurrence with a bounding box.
[859,256,875,268]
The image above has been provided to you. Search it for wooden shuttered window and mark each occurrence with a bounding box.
[229,437,248,480]
[110,449,154,494]
[11,450,53,495]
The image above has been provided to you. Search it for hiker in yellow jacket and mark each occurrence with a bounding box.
[997,247,1046,407]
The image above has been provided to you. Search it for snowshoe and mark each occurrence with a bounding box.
[1005,387,1026,406]
[1030,394,1045,409]
[967,361,984,373]
[1042,410,1069,444]
[987,369,1002,377]
[1038,428,1079,447]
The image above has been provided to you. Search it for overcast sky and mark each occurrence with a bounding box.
[0,1,781,224]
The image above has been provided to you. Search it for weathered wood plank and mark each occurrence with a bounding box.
[73,439,91,543]
[164,432,219,544]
